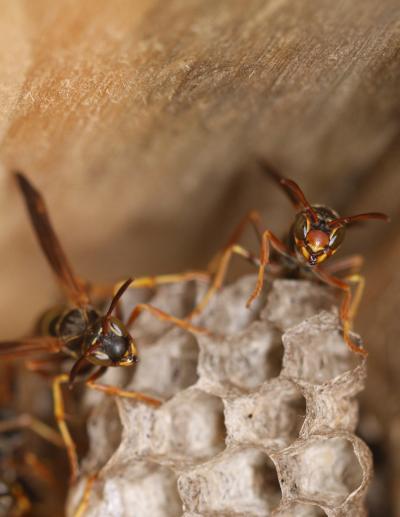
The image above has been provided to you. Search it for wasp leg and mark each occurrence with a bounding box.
[21,451,56,486]
[188,211,291,319]
[207,210,263,275]
[246,229,293,308]
[126,303,213,336]
[52,374,80,484]
[130,271,211,289]
[187,244,260,319]
[89,271,211,301]
[314,268,367,356]
[344,273,365,323]
[85,381,162,407]
[188,210,263,318]
[72,472,98,517]
[222,210,264,248]
[322,254,364,276]
[0,413,63,448]
[25,356,65,380]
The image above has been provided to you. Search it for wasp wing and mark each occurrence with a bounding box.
[15,173,89,307]
[0,337,64,361]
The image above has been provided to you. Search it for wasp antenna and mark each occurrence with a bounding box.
[68,355,89,387]
[328,212,390,228]
[280,178,319,223]
[258,161,306,212]
[104,278,134,323]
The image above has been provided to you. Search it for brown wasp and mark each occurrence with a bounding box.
[0,410,64,517]
[0,173,210,484]
[0,363,64,516]
[189,162,389,356]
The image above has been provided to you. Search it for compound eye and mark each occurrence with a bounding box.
[293,213,308,241]
[329,226,346,250]
[108,338,128,361]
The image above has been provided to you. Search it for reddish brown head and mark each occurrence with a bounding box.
[281,177,390,267]
[292,206,347,266]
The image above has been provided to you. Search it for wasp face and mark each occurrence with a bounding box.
[83,316,138,367]
[292,207,346,266]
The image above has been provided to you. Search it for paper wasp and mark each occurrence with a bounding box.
[0,363,63,516]
[190,162,389,356]
[0,173,210,484]
[0,409,64,517]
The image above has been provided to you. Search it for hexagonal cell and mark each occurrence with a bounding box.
[301,390,360,436]
[127,327,200,399]
[198,321,282,395]
[277,436,364,507]
[198,275,266,334]
[224,379,306,451]
[281,311,363,386]
[178,447,281,515]
[66,276,371,517]
[69,462,181,517]
[152,388,226,464]
[116,388,226,467]
[262,280,335,332]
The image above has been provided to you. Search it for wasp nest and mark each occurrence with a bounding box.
[67,276,371,517]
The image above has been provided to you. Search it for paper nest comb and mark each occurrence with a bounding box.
[67,275,372,517]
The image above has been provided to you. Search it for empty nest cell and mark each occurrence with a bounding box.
[67,276,372,517]
[178,447,281,516]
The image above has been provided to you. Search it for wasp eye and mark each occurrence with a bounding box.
[329,226,346,250]
[293,213,308,241]
[106,337,128,361]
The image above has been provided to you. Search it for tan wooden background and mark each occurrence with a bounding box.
[0,1,399,515]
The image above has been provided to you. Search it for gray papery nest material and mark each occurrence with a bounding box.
[68,275,371,517]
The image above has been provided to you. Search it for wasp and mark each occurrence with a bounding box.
[189,162,389,355]
[0,173,210,483]
[0,362,64,517]
[0,409,64,517]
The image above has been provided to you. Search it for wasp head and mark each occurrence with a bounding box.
[292,206,346,266]
[83,316,138,367]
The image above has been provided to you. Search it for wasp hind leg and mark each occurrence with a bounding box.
[315,268,367,356]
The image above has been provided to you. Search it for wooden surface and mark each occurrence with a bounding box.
[0,1,399,514]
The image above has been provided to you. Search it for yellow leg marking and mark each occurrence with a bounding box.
[341,273,367,356]
[315,268,367,357]
[130,271,210,289]
[89,272,210,301]
[188,244,260,319]
[111,271,211,295]
[73,473,98,517]
[345,273,365,321]
[53,374,79,483]
[86,382,162,407]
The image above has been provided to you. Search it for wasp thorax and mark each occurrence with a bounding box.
[293,207,346,266]
[83,316,138,367]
